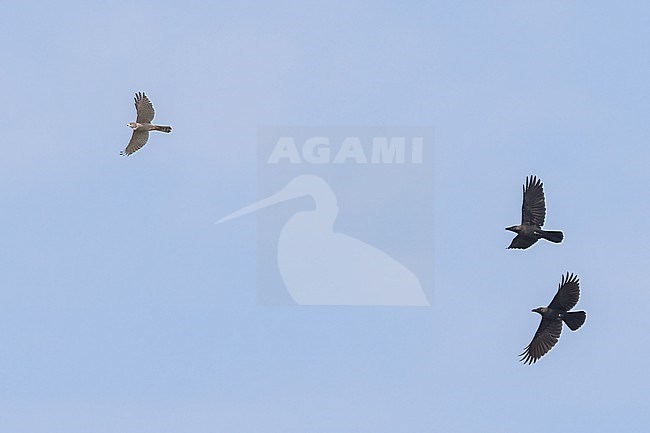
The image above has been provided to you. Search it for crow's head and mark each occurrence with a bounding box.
[532,307,546,315]
[505,225,520,233]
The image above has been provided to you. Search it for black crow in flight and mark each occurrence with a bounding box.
[520,272,586,364]
[506,175,564,249]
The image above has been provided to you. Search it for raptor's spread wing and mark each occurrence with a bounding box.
[121,130,149,156]
[135,92,155,123]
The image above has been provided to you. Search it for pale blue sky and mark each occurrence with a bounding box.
[1,1,650,432]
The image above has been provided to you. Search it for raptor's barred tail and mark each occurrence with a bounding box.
[563,311,586,331]
[539,230,563,243]
[154,125,172,133]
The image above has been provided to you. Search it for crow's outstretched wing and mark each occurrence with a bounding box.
[520,317,563,365]
[548,272,580,311]
[521,175,546,227]
[507,234,538,250]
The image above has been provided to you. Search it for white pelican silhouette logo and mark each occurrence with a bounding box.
[218,175,429,306]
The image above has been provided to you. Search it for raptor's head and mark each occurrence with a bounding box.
[127,122,138,130]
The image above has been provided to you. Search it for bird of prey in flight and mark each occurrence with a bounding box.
[506,175,563,249]
[520,272,586,364]
[120,92,172,156]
